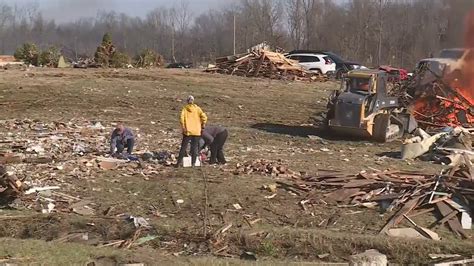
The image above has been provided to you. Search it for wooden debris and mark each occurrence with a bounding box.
[287,162,473,238]
[379,196,422,235]
[436,201,469,239]
[233,159,301,178]
[403,214,440,240]
[206,50,328,82]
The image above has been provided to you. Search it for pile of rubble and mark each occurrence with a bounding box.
[231,159,302,179]
[206,50,327,82]
[404,61,473,129]
[0,119,178,212]
[73,58,98,69]
[401,126,472,162]
[282,161,473,239]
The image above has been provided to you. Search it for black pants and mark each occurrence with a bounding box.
[210,130,228,164]
[117,139,134,154]
[178,135,200,166]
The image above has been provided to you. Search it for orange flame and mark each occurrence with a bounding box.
[414,10,474,128]
[456,10,474,106]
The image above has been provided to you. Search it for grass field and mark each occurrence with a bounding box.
[0,68,471,264]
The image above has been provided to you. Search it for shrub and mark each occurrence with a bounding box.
[110,52,131,68]
[135,49,165,68]
[39,46,61,67]
[14,43,39,66]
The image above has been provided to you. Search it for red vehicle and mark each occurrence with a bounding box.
[379,65,408,82]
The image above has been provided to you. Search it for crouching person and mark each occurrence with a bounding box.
[201,125,228,164]
[110,124,135,157]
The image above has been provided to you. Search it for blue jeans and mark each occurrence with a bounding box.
[117,139,135,154]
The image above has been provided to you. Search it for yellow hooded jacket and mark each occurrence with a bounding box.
[180,104,208,136]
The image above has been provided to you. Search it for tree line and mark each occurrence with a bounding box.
[0,0,473,69]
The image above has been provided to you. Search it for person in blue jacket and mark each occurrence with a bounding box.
[110,124,135,157]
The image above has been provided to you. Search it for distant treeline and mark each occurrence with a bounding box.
[0,0,472,69]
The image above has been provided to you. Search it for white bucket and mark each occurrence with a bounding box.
[183,156,201,167]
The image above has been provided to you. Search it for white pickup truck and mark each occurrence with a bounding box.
[415,48,472,76]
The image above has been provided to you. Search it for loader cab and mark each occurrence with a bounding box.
[326,70,408,142]
[346,76,372,94]
[341,70,387,96]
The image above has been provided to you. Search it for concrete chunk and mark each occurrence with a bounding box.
[350,249,387,266]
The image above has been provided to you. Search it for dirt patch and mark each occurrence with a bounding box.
[0,68,471,264]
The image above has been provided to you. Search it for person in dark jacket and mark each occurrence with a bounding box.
[110,124,135,156]
[200,125,228,164]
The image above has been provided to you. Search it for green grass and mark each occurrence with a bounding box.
[0,238,131,265]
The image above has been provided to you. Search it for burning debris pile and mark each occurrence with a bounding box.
[284,163,473,239]
[407,65,474,128]
[404,13,474,129]
[231,159,302,179]
[206,50,327,82]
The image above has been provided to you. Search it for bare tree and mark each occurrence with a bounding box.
[287,0,305,49]
[0,0,472,68]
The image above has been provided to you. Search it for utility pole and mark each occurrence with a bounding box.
[171,22,176,63]
[74,36,78,61]
[378,0,383,66]
[233,14,236,55]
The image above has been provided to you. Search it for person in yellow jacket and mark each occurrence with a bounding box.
[176,95,208,167]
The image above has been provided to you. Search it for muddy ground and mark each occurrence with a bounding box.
[0,68,472,265]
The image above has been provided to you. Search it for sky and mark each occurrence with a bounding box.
[12,0,226,23]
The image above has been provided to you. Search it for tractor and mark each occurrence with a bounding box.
[326,69,417,142]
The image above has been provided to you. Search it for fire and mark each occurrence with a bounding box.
[412,10,474,128]
[456,10,474,105]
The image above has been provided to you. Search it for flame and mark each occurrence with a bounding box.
[456,10,474,106]
[413,10,474,128]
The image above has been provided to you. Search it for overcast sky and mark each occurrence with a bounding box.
[12,0,226,23]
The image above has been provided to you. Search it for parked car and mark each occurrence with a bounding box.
[288,50,366,79]
[285,53,336,75]
[414,48,472,78]
[166,62,193,69]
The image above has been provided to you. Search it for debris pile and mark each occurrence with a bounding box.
[73,58,98,69]
[0,119,179,211]
[411,82,473,128]
[206,50,327,82]
[285,163,473,238]
[0,119,109,165]
[140,150,176,166]
[401,127,472,161]
[232,159,302,178]
[405,58,473,129]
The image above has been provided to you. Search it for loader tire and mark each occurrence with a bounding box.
[373,114,390,143]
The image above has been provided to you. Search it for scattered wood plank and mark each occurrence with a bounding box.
[325,188,361,202]
[379,196,423,235]
[408,207,435,218]
[436,201,469,239]
[433,209,459,227]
